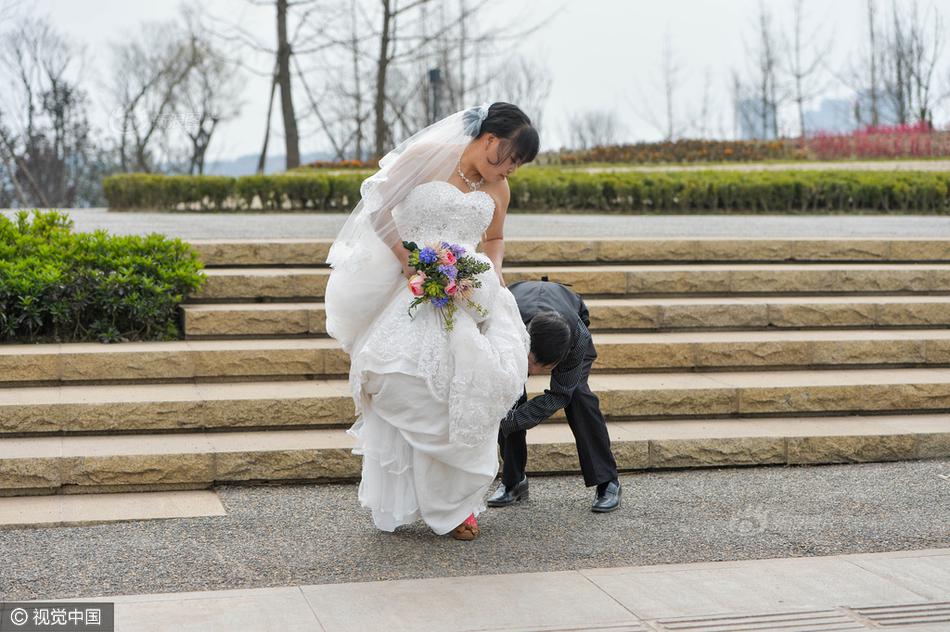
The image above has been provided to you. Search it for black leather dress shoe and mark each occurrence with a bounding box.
[487,476,529,507]
[591,479,621,513]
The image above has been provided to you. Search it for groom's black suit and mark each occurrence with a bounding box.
[498,280,619,488]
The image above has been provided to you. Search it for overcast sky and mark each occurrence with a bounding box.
[20,0,950,162]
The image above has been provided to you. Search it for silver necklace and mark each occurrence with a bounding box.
[456,159,484,191]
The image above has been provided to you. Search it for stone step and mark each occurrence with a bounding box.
[1,414,946,495]
[181,295,950,338]
[187,238,950,267]
[0,489,226,529]
[6,368,950,436]
[6,330,950,387]
[189,263,950,301]
[0,338,345,386]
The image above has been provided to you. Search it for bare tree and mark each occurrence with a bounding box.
[346,1,369,158]
[299,0,375,161]
[691,66,715,139]
[784,0,833,137]
[206,0,336,171]
[882,0,944,126]
[565,109,623,150]
[733,1,784,139]
[884,1,910,123]
[632,28,684,142]
[0,16,106,207]
[838,0,885,127]
[491,54,552,134]
[108,21,199,172]
[866,0,881,126]
[905,2,943,125]
[275,0,301,168]
[658,29,683,141]
[220,0,558,167]
[180,49,244,173]
[367,0,557,158]
[372,0,430,159]
[294,46,375,164]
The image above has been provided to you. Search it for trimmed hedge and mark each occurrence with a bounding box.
[508,168,950,213]
[0,210,206,343]
[103,172,366,211]
[103,169,950,214]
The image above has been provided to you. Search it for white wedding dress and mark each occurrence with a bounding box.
[342,179,530,534]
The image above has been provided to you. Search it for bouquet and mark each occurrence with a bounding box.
[403,240,491,330]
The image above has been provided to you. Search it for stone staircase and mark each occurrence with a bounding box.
[2,237,950,500]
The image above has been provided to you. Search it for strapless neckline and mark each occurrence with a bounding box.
[418,180,494,208]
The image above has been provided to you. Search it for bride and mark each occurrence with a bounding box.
[324,102,540,540]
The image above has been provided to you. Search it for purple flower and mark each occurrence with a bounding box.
[430,296,449,308]
[437,264,457,280]
[442,241,466,257]
[419,247,438,264]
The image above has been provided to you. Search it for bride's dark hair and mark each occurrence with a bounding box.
[469,102,539,166]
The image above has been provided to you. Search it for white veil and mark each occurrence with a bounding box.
[325,104,491,353]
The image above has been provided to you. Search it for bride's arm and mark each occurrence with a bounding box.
[365,142,438,279]
[481,187,510,287]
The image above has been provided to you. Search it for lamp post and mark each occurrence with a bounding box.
[428,68,443,125]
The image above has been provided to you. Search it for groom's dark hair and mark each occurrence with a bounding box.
[478,102,540,166]
[527,311,572,366]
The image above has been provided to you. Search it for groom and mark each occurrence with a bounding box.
[489,279,621,512]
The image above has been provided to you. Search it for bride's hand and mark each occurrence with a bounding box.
[396,246,415,280]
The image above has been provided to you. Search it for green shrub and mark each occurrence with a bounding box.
[509,168,950,214]
[103,169,950,214]
[0,210,206,343]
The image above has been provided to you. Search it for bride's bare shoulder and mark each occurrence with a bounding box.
[483,178,511,212]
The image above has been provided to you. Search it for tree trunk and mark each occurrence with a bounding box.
[258,61,279,175]
[276,0,300,169]
[373,0,393,160]
[868,0,880,126]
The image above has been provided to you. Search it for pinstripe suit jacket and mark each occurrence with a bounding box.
[499,280,592,436]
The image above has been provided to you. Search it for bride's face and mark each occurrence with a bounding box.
[479,134,522,183]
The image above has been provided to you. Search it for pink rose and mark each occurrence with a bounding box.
[445,279,458,296]
[408,272,426,297]
[439,249,457,265]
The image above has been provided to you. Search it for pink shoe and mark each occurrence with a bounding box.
[451,513,480,540]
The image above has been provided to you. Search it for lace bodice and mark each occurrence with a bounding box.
[393,180,496,250]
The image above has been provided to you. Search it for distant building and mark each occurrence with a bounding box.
[802,99,854,135]
[741,94,903,140]
[736,98,777,140]
[851,91,899,128]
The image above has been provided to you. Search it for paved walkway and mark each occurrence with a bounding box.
[38,548,950,631]
[4,208,950,239]
[3,461,948,602]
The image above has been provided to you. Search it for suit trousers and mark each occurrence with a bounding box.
[498,337,619,488]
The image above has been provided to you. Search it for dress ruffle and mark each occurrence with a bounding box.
[346,408,420,531]
[349,370,498,534]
